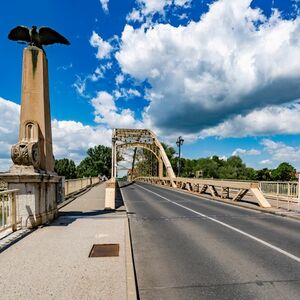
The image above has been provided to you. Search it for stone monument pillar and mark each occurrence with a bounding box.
[0,46,62,228]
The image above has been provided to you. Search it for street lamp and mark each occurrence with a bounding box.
[176,136,184,177]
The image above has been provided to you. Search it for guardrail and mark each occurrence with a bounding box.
[135,177,271,208]
[259,181,299,199]
[0,189,20,233]
[64,177,101,197]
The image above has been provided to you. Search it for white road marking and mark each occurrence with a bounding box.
[136,184,300,263]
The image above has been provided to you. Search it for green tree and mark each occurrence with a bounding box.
[54,158,77,179]
[218,156,249,179]
[134,148,158,177]
[196,157,219,178]
[271,162,296,181]
[161,142,176,161]
[255,168,272,181]
[245,167,257,180]
[76,145,112,178]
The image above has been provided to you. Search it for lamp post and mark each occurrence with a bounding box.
[176,136,184,177]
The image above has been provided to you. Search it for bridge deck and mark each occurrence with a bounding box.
[0,183,129,300]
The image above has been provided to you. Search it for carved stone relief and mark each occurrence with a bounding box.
[11,141,40,168]
[11,121,41,168]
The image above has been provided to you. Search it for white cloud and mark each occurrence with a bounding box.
[139,0,171,15]
[114,88,141,99]
[200,103,300,138]
[116,74,125,85]
[131,0,191,17]
[128,89,141,97]
[52,120,111,164]
[232,148,261,156]
[117,0,300,135]
[260,159,272,165]
[127,9,144,22]
[0,97,19,163]
[100,0,109,13]
[73,75,88,97]
[90,31,113,60]
[0,97,112,171]
[262,139,300,163]
[91,91,143,128]
[57,63,73,71]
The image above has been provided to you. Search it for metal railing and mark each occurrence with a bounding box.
[64,177,101,197]
[136,176,271,208]
[0,189,20,233]
[259,181,299,199]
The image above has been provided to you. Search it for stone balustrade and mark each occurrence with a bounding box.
[0,189,19,233]
[64,177,101,197]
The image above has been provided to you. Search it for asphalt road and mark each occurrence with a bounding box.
[121,182,300,300]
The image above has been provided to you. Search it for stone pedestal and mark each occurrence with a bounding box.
[0,174,61,228]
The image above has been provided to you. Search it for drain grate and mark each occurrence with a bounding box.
[89,244,120,257]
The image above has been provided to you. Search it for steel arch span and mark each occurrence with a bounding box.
[111,128,176,183]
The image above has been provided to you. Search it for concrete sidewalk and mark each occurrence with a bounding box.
[0,183,136,300]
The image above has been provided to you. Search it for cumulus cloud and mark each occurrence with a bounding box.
[91,91,143,128]
[232,148,261,156]
[0,97,19,160]
[262,139,300,163]
[200,103,300,138]
[52,120,111,164]
[117,0,300,135]
[0,97,112,171]
[100,0,109,13]
[90,31,113,60]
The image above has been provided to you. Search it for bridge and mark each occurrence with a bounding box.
[1,128,300,299]
[1,46,300,299]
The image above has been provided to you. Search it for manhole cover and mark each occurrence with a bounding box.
[89,244,119,257]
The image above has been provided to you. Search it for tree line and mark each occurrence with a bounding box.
[162,143,296,181]
[55,144,297,181]
[54,145,112,179]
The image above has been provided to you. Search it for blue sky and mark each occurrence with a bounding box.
[1,0,300,172]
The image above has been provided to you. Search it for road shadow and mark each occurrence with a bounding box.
[116,185,125,210]
[0,228,34,253]
[119,181,135,189]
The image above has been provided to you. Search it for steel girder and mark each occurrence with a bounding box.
[112,129,176,182]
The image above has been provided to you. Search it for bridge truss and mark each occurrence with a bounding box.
[110,128,271,208]
[111,129,176,182]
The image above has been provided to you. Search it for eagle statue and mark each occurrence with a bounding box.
[8,25,70,50]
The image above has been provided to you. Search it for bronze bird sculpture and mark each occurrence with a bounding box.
[8,25,70,50]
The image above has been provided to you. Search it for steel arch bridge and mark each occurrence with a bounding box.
[111,128,176,183]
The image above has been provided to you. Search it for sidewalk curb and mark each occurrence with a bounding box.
[120,186,139,300]
[136,181,300,222]
[125,218,138,300]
